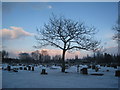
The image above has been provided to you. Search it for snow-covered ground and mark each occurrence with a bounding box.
[2,64,119,88]
[0,64,2,89]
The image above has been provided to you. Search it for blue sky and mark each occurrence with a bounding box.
[2,2,118,58]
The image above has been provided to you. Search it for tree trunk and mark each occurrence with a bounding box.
[61,49,66,72]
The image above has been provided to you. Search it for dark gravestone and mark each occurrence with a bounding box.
[28,66,31,71]
[13,68,18,72]
[16,68,19,70]
[114,66,117,69]
[24,67,27,70]
[115,70,120,77]
[41,69,48,75]
[7,65,11,71]
[92,65,95,69]
[95,67,99,72]
[107,64,110,67]
[80,68,88,75]
[19,67,23,70]
[32,67,34,71]
[88,65,91,69]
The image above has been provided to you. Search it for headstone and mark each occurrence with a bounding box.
[13,69,18,72]
[24,67,27,70]
[19,67,23,70]
[92,65,95,69]
[41,69,48,75]
[88,65,91,69]
[95,65,100,72]
[28,66,31,71]
[80,68,88,75]
[41,66,47,75]
[115,70,120,77]
[95,67,99,72]
[32,67,34,71]
[7,65,11,71]
[107,64,110,67]
[114,66,117,69]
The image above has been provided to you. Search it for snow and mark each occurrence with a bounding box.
[80,65,88,69]
[2,64,119,88]
[50,65,61,69]
[0,70,1,89]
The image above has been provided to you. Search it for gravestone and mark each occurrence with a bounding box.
[95,65,100,72]
[92,65,95,69]
[115,70,120,77]
[24,67,27,70]
[7,65,11,71]
[19,67,23,70]
[32,67,34,71]
[88,65,91,69]
[114,66,117,69]
[41,66,47,75]
[80,68,88,75]
[28,66,31,71]
[13,68,18,72]
[41,69,48,75]
[95,67,99,72]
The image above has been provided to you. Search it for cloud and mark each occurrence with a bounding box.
[39,49,88,59]
[48,5,52,9]
[32,4,52,10]
[0,26,33,40]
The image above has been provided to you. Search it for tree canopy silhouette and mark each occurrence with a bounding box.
[35,15,100,72]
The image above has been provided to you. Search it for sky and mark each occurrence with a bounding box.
[1,2,119,59]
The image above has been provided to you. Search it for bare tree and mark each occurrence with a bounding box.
[35,15,100,72]
[1,50,9,59]
[41,50,51,62]
[31,50,40,60]
[19,53,31,60]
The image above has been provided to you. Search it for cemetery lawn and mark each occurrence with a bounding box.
[2,65,119,88]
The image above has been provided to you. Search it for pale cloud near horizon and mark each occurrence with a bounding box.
[32,4,52,10]
[0,26,33,40]
[10,49,89,59]
[7,46,118,59]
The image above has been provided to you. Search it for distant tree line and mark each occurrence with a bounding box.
[1,50,120,66]
[67,53,120,65]
[1,50,62,64]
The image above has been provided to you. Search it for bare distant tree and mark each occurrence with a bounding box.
[1,50,9,59]
[19,53,31,60]
[35,15,100,72]
[41,50,51,62]
[31,50,40,60]
[53,55,61,61]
